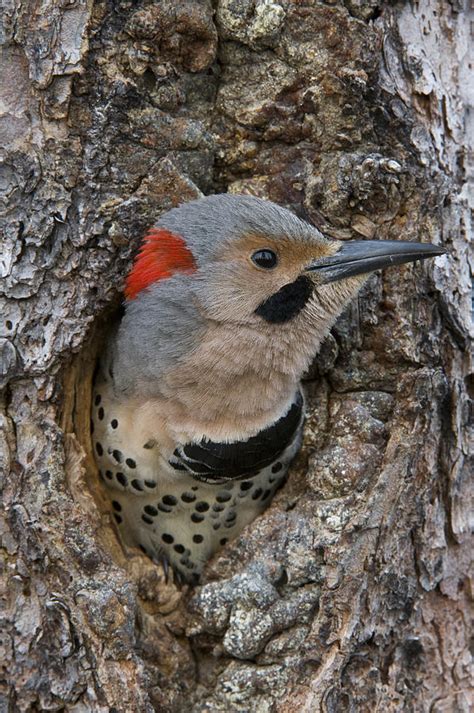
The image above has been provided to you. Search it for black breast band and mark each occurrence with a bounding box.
[170,391,304,483]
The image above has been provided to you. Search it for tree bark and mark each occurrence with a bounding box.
[1,1,472,711]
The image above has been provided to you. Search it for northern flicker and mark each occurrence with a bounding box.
[92,194,445,583]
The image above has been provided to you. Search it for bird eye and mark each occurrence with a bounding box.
[251,249,278,269]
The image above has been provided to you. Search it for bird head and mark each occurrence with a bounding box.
[124,194,445,329]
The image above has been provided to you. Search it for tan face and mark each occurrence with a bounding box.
[194,232,343,324]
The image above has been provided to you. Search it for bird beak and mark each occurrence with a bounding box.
[305,239,446,283]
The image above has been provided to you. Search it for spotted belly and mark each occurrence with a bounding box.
[91,376,303,582]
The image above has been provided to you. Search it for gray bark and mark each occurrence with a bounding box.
[1,1,472,711]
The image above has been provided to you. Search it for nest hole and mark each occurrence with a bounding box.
[60,297,123,518]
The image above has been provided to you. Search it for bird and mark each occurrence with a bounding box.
[91,194,445,583]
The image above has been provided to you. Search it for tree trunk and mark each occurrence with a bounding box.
[1,1,472,711]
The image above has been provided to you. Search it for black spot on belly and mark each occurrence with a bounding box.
[272,462,283,473]
[114,513,122,524]
[220,538,228,546]
[112,449,122,463]
[144,505,158,516]
[240,481,253,491]
[163,495,177,506]
[145,480,157,488]
[158,503,172,513]
[105,470,113,480]
[96,442,103,456]
[131,479,143,491]
[174,544,185,553]
[94,394,101,406]
[195,501,209,512]
[262,489,272,500]
[111,419,118,429]
[212,503,225,512]
[255,275,314,324]
[213,522,221,530]
[191,513,204,523]
[112,501,122,511]
[116,472,127,487]
[142,514,153,524]
[193,534,204,543]
[252,488,263,500]
[181,492,196,503]
[216,491,232,503]
[162,533,174,544]
[98,407,104,420]
[224,511,237,528]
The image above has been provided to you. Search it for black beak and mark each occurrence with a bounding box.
[306,239,446,283]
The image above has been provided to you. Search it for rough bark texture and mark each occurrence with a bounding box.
[1,1,472,711]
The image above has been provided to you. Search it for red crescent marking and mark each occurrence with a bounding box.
[124,228,197,300]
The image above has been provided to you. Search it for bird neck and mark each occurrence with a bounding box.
[148,311,328,444]
[111,279,355,444]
